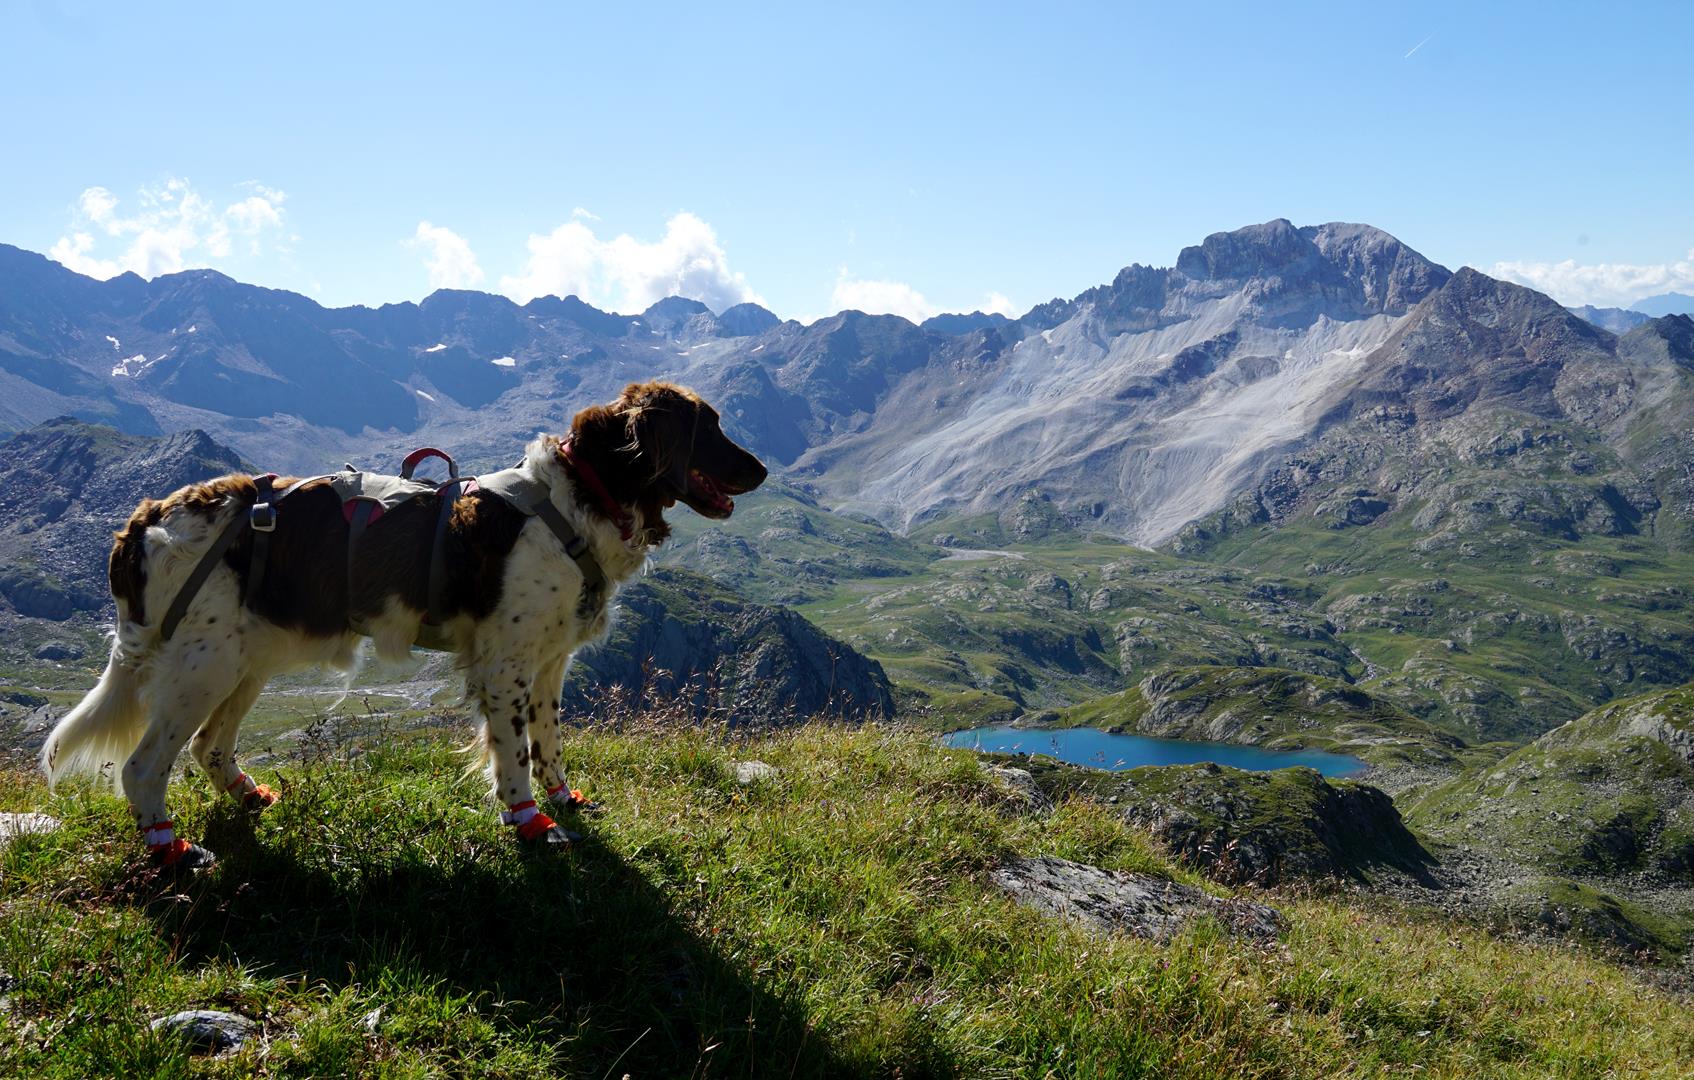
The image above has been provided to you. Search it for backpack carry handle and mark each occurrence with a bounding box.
[400,447,458,480]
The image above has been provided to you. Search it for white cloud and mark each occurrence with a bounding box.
[409,221,485,290]
[1491,248,1694,307]
[982,291,1017,317]
[570,206,600,222]
[49,178,288,280]
[831,271,1016,323]
[832,271,936,322]
[500,211,761,314]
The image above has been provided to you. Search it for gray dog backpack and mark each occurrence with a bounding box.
[157,446,609,651]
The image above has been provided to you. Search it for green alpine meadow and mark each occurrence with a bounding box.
[5,6,1694,1075]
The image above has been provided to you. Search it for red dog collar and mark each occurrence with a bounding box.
[561,439,635,541]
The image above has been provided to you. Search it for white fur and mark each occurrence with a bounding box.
[41,435,652,844]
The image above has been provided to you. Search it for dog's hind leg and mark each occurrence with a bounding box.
[527,656,601,817]
[123,632,244,869]
[190,676,276,812]
[470,657,575,847]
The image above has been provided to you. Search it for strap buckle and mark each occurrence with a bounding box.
[249,500,277,532]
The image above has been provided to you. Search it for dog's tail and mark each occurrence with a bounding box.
[40,638,148,793]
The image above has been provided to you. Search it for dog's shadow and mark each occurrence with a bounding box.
[141,805,846,1076]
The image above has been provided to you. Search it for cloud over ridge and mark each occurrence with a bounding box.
[500,211,761,314]
[50,179,289,280]
[1492,248,1694,307]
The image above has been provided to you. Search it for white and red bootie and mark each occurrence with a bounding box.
[226,772,279,813]
[140,819,216,870]
[501,800,579,846]
[545,783,604,816]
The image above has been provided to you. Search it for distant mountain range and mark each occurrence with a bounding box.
[2,225,1691,553]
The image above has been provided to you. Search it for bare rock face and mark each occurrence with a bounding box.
[991,855,1283,943]
[0,419,245,619]
[149,1010,257,1054]
[981,765,1053,814]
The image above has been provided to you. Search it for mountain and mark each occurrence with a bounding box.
[1634,291,1694,318]
[4,223,1684,553]
[565,568,894,720]
[0,417,245,618]
[7,225,1694,741]
[1571,304,1652,333]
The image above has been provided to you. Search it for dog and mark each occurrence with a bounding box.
[41,381,766,867]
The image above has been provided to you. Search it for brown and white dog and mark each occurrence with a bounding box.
[41,381,766,867]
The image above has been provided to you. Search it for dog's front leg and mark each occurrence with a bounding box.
[528,656,602,818]
[470,659,575,847]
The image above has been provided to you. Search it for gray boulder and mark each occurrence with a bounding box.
[991,855,1283,943]
[149,1010,256,1054]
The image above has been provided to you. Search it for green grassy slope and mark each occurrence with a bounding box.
[1408,684,1694,876]
[2,723,1691,1078]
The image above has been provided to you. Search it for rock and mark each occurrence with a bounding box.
[0,813,59,847]
[981,765,1053,813]
[991,855,1283,943]
[733,760,780,785]
[149,1010,256,1054]
[32,641,83,661]
[1109,765,1435,886]
[565,568,895,723]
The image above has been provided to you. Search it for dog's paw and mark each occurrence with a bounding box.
[241,784,279,814]
[150,839,217,870]
[514,812,580,847]
[547,786,605,816]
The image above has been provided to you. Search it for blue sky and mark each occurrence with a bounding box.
[4,1,1691,320]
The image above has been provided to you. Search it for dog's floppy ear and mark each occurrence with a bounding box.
[620,383,697,493]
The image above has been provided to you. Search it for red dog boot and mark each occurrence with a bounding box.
[226,773,279,814]
[142,820,216,870]
[545,783,604,816]
[501,800,580,846]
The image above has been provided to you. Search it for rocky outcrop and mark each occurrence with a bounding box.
[991,855,1283,943]
[149,1010,257,1054]
[1105,763,1434,886]
[0,419,245,619]
[1408,683,1694,882]
[567,568,895,723]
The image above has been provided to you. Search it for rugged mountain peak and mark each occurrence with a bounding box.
[1571,305,1652,334]
[1621,313,1694,369]
[1171,219,1448,317]
[0,419,246,619]
[1174,218,1309,281]
[716,302,781,337]
[921,311,1014,336]
[642,295,720,340]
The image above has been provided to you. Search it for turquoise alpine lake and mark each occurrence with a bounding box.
[945,725,1366,777]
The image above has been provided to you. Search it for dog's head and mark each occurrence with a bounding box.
[567,381,767,544]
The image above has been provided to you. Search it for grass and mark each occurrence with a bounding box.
[2,716,1691,1078]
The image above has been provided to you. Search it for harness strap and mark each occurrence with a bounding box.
[426,477,464,624]
[346,499,378,604]
[158,472,330,642]
[159,505,248,641]
[244,474,277,609]
[531,497,608,618]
